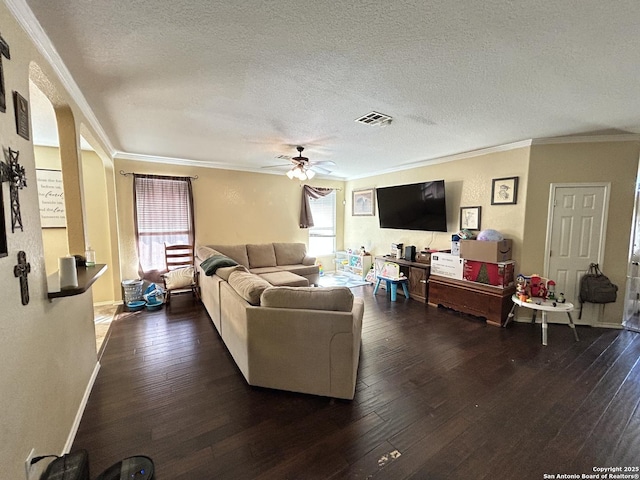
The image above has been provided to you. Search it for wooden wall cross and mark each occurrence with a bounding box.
[0,31,10,113]
[14,251,31,305]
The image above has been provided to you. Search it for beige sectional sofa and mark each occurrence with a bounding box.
[207,242,320,286]
[195,243,364,400]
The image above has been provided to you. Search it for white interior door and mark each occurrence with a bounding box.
[545,183,609,325]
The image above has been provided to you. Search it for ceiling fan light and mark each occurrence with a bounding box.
[286,168,296,179]
[299,170,308,181]
[306,169,316,179]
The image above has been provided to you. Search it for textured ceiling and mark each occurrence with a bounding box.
[20,0,640,179]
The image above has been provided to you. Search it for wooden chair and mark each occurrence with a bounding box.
[161,244,200,305]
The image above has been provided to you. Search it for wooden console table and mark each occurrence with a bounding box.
[428,275,515,326]
[375,256,430,303]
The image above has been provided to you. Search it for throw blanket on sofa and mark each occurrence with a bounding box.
[201,255,238,275]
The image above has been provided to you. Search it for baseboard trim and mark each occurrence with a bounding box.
[593,321,623,329]
[93,300,121,307]
[63,361,101,453]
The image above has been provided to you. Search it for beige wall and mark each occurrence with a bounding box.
[344,147,531,270]
[0,4,102,478]
[523,141,640,325]
[114,159,345,282]
[81,150,115,303]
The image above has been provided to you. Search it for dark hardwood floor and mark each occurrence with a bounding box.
[73,286,640,479]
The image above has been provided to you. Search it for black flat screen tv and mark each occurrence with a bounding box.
[376,180,447,231]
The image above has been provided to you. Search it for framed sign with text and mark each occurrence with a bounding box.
[36,169,66,228]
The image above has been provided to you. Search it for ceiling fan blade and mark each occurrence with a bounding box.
[309,165,333,174]
[261,163,294,169]
[309,160,337,167]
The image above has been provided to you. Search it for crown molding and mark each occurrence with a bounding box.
[531,133,640,145]
[113,151,348,179]
[346,139,534,180]
[345,134,640,180]
[5,0,116,157]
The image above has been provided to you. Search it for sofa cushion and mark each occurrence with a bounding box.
[273,242,307,266]
[278,264,320,277]
[216,264,248,281]
[260,286,354,312]
[200,255,238,276]
[209,244,250,268]
[248,266,281,275]
[228,271,272,305]
[259,271,309,287]
[247,244,277,268]
[196,245,220,260]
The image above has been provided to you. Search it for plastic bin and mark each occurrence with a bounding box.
[122,279,144,303]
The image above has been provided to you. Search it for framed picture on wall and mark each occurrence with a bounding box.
[491,176,519,205]
[353,188,375,216]
[36,169,66,228]
[460,206,481,230]
[13,91,30,140]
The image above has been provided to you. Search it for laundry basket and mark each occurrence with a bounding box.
[122,279,144,304]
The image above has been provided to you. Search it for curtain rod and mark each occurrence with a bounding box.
[119,170,199,180]
[301,185,342,191]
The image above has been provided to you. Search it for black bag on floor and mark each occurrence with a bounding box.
[39,449,90,480]
[578,263,618,319]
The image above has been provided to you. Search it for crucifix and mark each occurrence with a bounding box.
[14,251,31,305]
[0,31,10,113]
[1,148,27,232]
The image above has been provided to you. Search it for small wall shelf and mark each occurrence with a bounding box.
[47,264,107,299]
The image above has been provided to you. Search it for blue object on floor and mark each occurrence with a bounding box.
[127,300,146,311]
[373,275,409,301]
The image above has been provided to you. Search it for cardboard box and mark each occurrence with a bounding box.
[463,260,515,288]
[460,239,513,263]
[415,252,431,264]
[430,252,464,280]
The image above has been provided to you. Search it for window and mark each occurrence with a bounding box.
[134,175,194,279]
[308,190,336,255]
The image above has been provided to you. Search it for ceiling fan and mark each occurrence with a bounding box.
[263,146,337,180]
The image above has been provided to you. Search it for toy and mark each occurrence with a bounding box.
[530,275,547,298]
[515,274,528,301]
[546,280,556,300]
[477,229,504,241]
[557,292,566,303]
[457,229,475,239]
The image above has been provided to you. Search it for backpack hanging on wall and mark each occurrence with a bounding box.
[578,263,618,319]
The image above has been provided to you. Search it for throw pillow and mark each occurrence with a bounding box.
[164,266,194,289]
[200,255,238,276]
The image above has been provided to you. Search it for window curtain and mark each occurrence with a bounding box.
[300,185,334,228]
[133,174,195,283]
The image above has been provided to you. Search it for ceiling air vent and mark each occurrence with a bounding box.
[355,111,393,126]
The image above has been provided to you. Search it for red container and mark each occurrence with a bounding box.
[463,260,515,288]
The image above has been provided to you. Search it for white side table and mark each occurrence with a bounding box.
[505,294,580,346]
